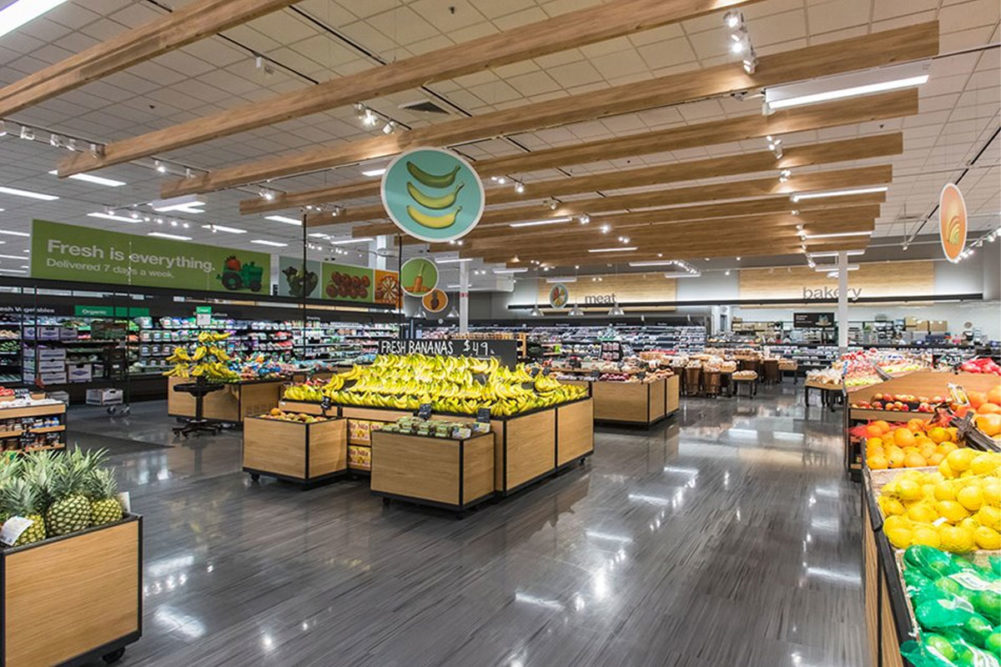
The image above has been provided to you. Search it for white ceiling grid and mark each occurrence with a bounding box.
[0,0,995,275]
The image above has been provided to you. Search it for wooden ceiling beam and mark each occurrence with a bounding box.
[334,164,891,233]
[0,0,296,117]
[58,0,768,177]
[239,93,915,215]
[157,21,936,197]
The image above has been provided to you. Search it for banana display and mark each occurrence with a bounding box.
[163,331,241,382]
[282,354,588,417]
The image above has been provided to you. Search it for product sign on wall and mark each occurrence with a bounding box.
[31,219,271,294]
[380,147,485,243]
[938,183,967,263]
[400,257,439,297]
[279,256,401,306]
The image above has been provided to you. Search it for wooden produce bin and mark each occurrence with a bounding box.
[862,478,910,667]
[371,431,495,514]
[492,408,556,495]
[556,398,594,467]
[168,376,286,423]
[1,515,142,666]
[664,374,680,416]
[243,416,347,486]
[591,378,668,426]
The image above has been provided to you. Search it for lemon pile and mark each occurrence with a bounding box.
[877,449,1001,553]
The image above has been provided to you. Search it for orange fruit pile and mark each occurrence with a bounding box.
[865,419,961,470]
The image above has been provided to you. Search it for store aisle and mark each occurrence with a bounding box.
[78,384,862,667]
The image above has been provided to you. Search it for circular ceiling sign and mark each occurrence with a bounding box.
[547,282,569,310]
[400,257,439,297]
[381,147,485,243]
[939,183,967,263]
[422,288,448,313]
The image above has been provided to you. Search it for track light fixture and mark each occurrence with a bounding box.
[154,160,167,174]
[382,121,396,135]
[578,214,590,225]
[49,133,62,148]
[779,169,791,183]
[514,181,525,194]
[768,138,783,159]
[743,48,758,75]
[19,126,33,141]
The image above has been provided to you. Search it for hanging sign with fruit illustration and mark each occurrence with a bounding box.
[422,288,448,313]
[548,283,569,310]
[400,257,439,297]
[380,147,485,242]
[939,183,967,263]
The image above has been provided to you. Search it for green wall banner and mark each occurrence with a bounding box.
[380,147,485,243]
[31,219,271,294]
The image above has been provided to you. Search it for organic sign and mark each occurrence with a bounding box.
[422,288,448,313]
[31,219,270,294]
[939,183,967,263]
[381,147,485,242]
[400,257,438,297]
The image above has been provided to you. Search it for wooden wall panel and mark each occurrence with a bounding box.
[537,274,677,305]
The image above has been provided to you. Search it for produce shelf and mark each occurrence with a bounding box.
[243,416,347,486]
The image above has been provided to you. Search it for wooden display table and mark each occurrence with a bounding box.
[242,416,347,486]
[371,431,495,515]
[555,376,677,427]
[167,376,286,424]
[804,379,841,411]
[1,514,142,666]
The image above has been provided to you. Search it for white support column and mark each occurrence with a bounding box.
[375,235,390,270]
[837,250,849,351]
[459,260,470,334]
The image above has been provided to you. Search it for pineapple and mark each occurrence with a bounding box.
[0,458,24,524]
[88,468,123,526]
[44,449,95,536]
[0,478,47,546]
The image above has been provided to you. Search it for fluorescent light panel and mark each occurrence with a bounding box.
[629,260,680,267]
[147,232,191,241]
[329,237,373,245]
[0,254,27,260]
[803,230,873,239]
[0,230,30,237]
[545,277,577,283]
[201,224,246,234]
[88,212,141,223]
[808,250,866,258]
[0,268,27,274]
[768,75,928,110]
[663,271,701,279]
[48,170,125,187]
[361,168,386,177]
[0,0,69,39]
[824,266,861,276]
[265,215,301,225]
[588,247,637,253]
[493,268,528,274]
[509,216,572,228]
[250,239,287,247]
[791,186,887,202]
[0,186,58,201]
[435,257,472,264]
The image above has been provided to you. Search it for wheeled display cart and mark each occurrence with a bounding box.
[167,376,286,424]
[371,431,495,516]
[242,415,347,487]
[0,514,142,666]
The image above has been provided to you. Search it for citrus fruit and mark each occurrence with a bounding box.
[938,525,976,553]
[867,455,888,470]
[935,500,970,522]
[904,452,927,468]
[865,423,884,438]
[939,459,956,479]
[971,452,1000,476]
[924,634,955,661]
[918,442,936,460]
[985,632,1001,657]
[888,449,906,469]
[885,525,912,549]
[910,524,941,548]
[927,452,945,466]
[947,448,976,473]
[933,482,956,501]
[982,479,1000,505]
[883,515,910,532]
[938,441,958,455]
[897,479,923,501]
[975,505,1001,531]
[907,418,926,432]
[894,429,916,447]
[927,426,949,444]
[866,436,884,451]
[974,525,1001,550]
[956,485,984,512]
[907,503,938,523]
[872,419,890,434]
[879,496,905,516]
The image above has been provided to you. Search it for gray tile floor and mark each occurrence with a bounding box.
[67,383,864,667]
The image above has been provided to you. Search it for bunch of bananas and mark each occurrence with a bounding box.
[283,384,324,402]
[165,346,192,363]
[190,361,240,381]
[197,331,232,344]
[164,364,191,378]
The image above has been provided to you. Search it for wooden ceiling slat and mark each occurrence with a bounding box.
[154,22,936,197]
[57,0,769,177]
[333,164,891,233]
[0,0,296,117]
[239,94,915,215]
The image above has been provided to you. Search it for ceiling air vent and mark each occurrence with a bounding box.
[398,99,450,115]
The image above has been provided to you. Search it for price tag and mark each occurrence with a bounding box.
[117,491,131,514]
[0,517,34,546]
[417,403,432,419]
[541,367,551,376]
[472,373,487,386]
[529,367,540,378]
[948,383,969,406]
[476,407,491,423]
[321,395,332,411]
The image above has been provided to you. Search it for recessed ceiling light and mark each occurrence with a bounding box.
[265,215,301,225]
[588,247,637,253]
[87,212,141,223]
[361,168,386,177]
[201,224,246,234]
[0,0,69,39]
[0,229,29,237]
[250,239,287,247]
[0,186,58,201]
[329,237,373,245]
[791,186,888,202]
[48,170,125,187]
[509,217,572,228]
[147,232,191,241]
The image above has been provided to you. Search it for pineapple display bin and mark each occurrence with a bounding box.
[243,416,348,487]
[0,514,142,666]
[167,376,287,424]
[371,431,495,517]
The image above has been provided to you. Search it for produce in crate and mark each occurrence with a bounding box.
[88,468,124,526]
[861,417,961,469]
[898,546,1001,666]
[0,478,46,546]
[45,449,96,536]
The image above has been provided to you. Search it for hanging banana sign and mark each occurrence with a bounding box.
[381,147,485,242]
[938,183,967,263]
